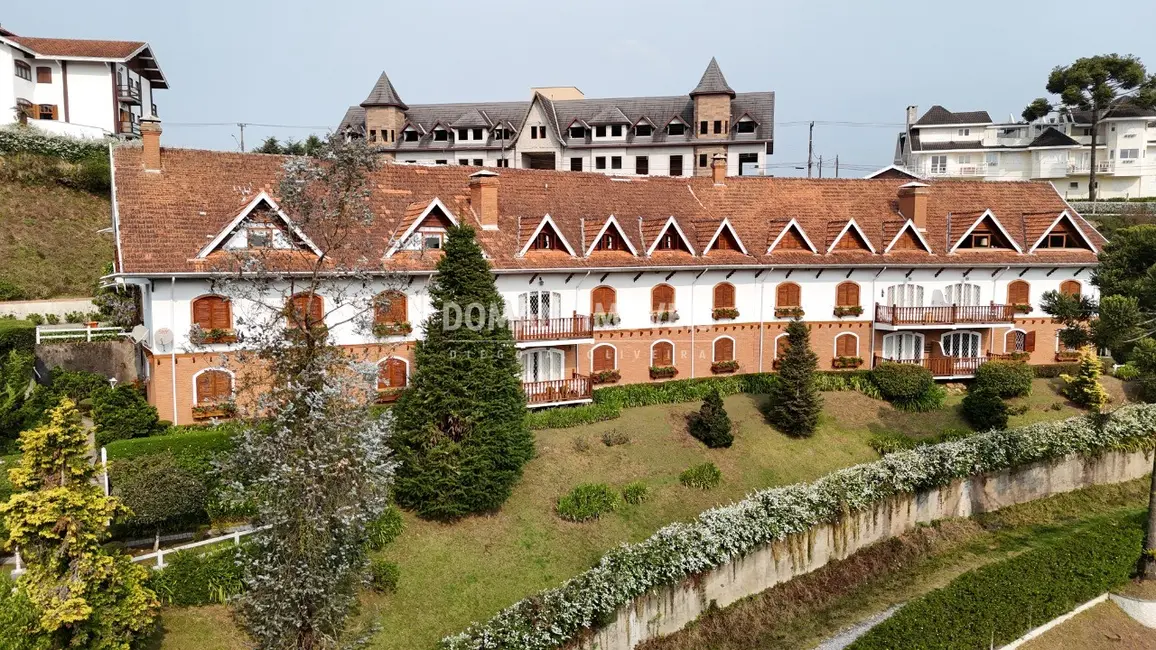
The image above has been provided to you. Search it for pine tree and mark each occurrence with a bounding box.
[392,225,533,519]
[766,319,823,436]
[688,389,734,448]
[1061,344,1110,411]
[1,399,158,648]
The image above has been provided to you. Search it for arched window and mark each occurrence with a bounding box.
[713,337,735,362]
[941,331,982,358]
[834,332,858,357]
[192,295,232,331]
[651,340,674,367]
[776,282,800,307]
[945,282,981,306]
[286,292,324,328]
[882,332,924,361]
[713,283,735,310]
[835,282,859,307]
[591,286,617,315]
[591,344,617,373]
[1007,280,1030,306]
[374,290,408,325]
[774,333,791,359]
[377,358,408,390]
[1060,280,1081,297]
[651,284,675,313]
[194,369,233,405]
[1005,329,1036,353]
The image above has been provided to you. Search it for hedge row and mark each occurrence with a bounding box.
[441,403,1156,649]
[0,321,35,357]
[850,512,1143,649]
[0,126,112,163]
[105,424,237,475]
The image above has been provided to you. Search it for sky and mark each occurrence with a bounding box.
[6,0,1156,177]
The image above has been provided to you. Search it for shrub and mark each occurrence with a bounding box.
[0,320,35,356]
[973,360,1033,398]
[93,383,165,446]
[49,367,110,403]
[366,505,404,550]
[1061,345,1111,410]
[110,451,209,537]
[679,462,722,490]
[45,314,59,325]
[688,389,734,448]
[1034,362,1081,378]
[871,362,933,401]
[765,320,822,436]
[890,383,947,413]
[962,387,1008,431]
[0,573,39,645]
[850,515,1143,650]
[621,481,650,505]
[571,437,591,453]
[0,126,112,162]
[557,483,619,522]
[368,559,400,593]
[600,430,630,446]
[24,313,44,326]
[63,311,87,324]
[526,402,619,430]
[0,281,26,301]
[67,151,111,194]
[868,431,920,455]
[146,545,244,606]
[1114,363,1140,381]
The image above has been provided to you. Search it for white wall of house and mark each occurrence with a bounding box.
[66,61,116,132]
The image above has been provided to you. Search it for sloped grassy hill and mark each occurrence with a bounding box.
[0,180,113,299]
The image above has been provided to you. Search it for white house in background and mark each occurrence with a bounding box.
[0,23,167,140]
[895,104,1156,199]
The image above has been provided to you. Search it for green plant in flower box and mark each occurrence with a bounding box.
[592,313,621,327]
[774,306,804,319]
[372,321,413,337]
[650,310,679,324]
[710,360,739,374]
[591,369,621,385]
[711,308,739,320]
[832,305,863,317]
[649,366,678,379]
[1012,303,1033,314]
[832,356,863,369]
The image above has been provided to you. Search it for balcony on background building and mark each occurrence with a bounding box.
[524,372,593,407]
[874,304,1017,328]
[873,355,990,379]
[510,313,593,344]
[117,79,142,105]
[120,118,140,137]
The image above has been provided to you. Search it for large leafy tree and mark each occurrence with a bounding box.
[391,225,533,520]
[0,399,157,648]
[765,320,822,436]
[1022,54,1156,201]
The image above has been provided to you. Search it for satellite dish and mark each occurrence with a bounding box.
[155,328,174,353]
[130,325,149,343]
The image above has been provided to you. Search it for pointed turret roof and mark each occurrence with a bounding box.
[689,57,735,98]
[360,71,408,110]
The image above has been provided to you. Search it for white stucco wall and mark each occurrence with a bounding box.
[67,61,115,132]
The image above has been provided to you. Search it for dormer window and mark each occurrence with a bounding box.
[433,129,448,141]
[969,233,991,248]
[667,122,686,136]
[736,120,756,134]
[458,128,469,140]
[530,230,555,250]
[635,124,652,137]
[423,233,443,250]
[247,226,275,248]
[403,130,419,142]
[569,125,585,138]
[611,125,623,137]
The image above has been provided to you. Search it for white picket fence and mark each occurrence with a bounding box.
[35,325,127,344]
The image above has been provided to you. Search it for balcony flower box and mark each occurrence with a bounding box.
[376,387,405,404]
[774,306,804,319]
[191,402,237,420]
[650,310,680,324]
[1012,304,1033,314]
[712,307,740,321]
[593,312,621,328]
[710,360,740,374]
[832,305,863,318]
[591,369,622,385]
[649,366,678,380]
[373,321,413,337]
[1055,351,1081,362]
[832,356,863,369]
[189,326,238,345]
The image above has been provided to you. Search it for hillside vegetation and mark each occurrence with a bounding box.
[0,179,113,299]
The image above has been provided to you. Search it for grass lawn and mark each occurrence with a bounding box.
[153,377,1120,650]
[1022,600,1156,650]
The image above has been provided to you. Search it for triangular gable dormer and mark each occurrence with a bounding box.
[519,214,577,257]
[883,220,934,254]
[384,197,459,257]
[950,209,1023,253]
[1028,211,1097,253]
[704,218,749,255]
[767,218,818,254]
[196,192,321,258]
[586,215,638,256]
[827,218,876,254]
[645,216,696,256]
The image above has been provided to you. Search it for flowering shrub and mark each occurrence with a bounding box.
[440,403,1156,650]
[0,126,114,163]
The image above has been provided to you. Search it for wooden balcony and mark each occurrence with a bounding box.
[874,304,1017,326]
[524,373,592,406]
[873,355,989,378]
[511,314,593,342]
[117,80,142,105]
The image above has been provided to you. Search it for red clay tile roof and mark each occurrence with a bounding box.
[111,147,1104,275]
[9,36,145,59]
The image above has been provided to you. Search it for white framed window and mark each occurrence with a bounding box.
[986,152,999,167]
[957,128,970,137]
[1006,329,1028,353]
[957,154,972,165]
[518,291,561,321]
[930,155,947,174]
[1120,149,1140,160]
[944,283,981,306]
[882,332,924,361]
[885,284,925,307]
[520,348,565,383]
[941,331,982,358]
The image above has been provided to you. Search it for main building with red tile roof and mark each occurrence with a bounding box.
[109,122,1104,424]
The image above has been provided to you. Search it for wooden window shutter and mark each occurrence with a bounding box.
[592,345,615,373]
[389,359,407,388]
[1005,330,1017,353]
[211,298,230,330]
[836,334,856,357]
[653,342,673,367]
[836,282,859,307]
[376,291,406,324]
[713,283,735,309]
[50,105,58,120]
[776,336,791,357]
[1060,280,1080,297]
[196,372,211,403]
[714,338,734,362]
[193,298,213,329]
[1007,281,1029,305]
[652,284,674,312]
[592,286,616,314]
[777,283,800,308]
[1025,330,1036,352]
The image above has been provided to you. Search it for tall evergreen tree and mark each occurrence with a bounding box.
[392,225,533,520]
[766,320,822,436]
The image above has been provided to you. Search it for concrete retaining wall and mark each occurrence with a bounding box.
[580,449,1154,650]
[0,297,95,319]
[36,339,138,385]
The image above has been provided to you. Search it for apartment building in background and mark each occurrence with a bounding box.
[337,58,774,177]
[895,104,1156,199]
[108,120,1102,424]
[0,23,167,139]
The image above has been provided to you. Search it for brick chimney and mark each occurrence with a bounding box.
[469,169,499,230]
[711,154,727,184]
[139,115,162,172]
[897,182,930,231]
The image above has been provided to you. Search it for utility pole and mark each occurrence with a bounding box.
[835,155,839,178]
[817,155,823,179]
[237,122,247,152]
[807,121,815,178]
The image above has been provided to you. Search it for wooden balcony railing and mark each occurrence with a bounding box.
[874,304,1017,325]
[524,373,592,405]
[873,355,989,377]
[511,314,593,341]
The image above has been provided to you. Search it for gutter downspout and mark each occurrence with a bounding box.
[758,269,770,372]
[573,271,591,376]
[170,277,178,426]
[870,267,887,365]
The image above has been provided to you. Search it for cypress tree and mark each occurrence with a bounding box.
[392,225,533,519]
[688,388,734,448]
[766,319,822,436]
